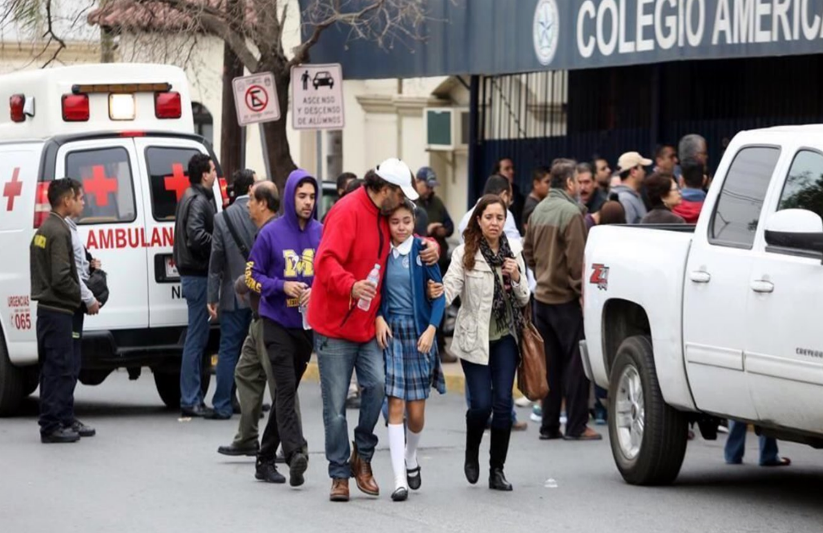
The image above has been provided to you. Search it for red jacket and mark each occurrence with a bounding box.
[308,187,389,343]
[672,199,704,224]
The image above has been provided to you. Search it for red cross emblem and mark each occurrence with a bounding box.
[164,163,190,201]
[83,166,118,207]
[3,167,22,211]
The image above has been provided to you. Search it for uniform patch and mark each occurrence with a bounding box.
[34,235,47,249]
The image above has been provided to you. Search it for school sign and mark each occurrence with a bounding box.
[303,0,823,78]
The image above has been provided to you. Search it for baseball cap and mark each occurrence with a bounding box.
[375,158,419,201]
[415,166,439,187]
[617,152,653,172]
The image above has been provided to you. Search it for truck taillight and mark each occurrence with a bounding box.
[10,94,25,122]
[33,182,50,228]
[218,177,229,208]
[62,94,89,121]
[155,91,181,119]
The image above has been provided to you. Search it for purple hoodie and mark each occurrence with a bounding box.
[247,170,323,328]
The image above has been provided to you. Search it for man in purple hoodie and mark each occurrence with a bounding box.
[247,170,322,487]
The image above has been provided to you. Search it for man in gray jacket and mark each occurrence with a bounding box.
[207,170,258,419]
[612,152,651,224]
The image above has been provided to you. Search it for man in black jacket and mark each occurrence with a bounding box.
[30,178,84,443]
[173,153,217,417]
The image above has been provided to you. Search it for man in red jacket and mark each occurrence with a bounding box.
[308,158,439,502]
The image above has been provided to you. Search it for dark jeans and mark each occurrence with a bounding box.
[535,300,590,437]
[212,308,252,417]
[37,308,80,435]
[180,276,209,409]
[259,319,313,463]
[461,335,519,432]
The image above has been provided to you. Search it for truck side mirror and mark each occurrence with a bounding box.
[764,209,823,261]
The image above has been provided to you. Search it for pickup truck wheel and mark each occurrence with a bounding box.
[153,364,212,409]
[0,338,24,417]
[609,335,688,485]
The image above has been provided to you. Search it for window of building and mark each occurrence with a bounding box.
[709,146,780,249]
[192,102,214,145]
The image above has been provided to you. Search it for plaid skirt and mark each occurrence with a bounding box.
[384,314,447,401]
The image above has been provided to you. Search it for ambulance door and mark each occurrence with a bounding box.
[133,137,217,328]
[0,142,43,365]
[56,139,150,330]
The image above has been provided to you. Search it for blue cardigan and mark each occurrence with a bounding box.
[379,237,446,336]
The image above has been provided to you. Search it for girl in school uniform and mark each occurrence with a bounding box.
[376,199,447,502]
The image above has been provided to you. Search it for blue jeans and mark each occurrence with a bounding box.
[180,276,210,409]
[315,334,385,479]
[461,335,518,431]
[212,308,252,416]
[724,420,779,465]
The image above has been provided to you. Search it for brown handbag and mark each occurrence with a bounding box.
[517,305,549,402]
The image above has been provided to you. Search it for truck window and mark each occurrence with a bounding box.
[709,146,780,249]
[146,146,202,221]
[66,147,136,225]
[778,150,823,218]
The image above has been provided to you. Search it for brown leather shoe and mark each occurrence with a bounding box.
[330,478,350,502]
[350,441,380,496]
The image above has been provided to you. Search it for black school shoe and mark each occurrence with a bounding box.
[406,466,421,491]
[71,420,96,437]
[41,427,80,444]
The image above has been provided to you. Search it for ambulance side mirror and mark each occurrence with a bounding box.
[23,96,35,118]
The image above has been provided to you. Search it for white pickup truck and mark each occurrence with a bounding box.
[581,125,823,485]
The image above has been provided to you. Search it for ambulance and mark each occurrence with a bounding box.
[0,64,228,415]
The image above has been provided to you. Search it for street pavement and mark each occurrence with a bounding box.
[1,370,822,533]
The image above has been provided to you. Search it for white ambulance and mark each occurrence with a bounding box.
[0,64,228,415]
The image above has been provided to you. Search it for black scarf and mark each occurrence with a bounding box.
[479,234,526,336]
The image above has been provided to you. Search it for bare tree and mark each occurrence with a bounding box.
[4,0,430,190]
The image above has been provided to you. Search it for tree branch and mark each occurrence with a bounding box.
[41,0,66,67]
[289,0,388,68]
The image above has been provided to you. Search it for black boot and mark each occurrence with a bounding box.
[489,426,513,491]
[464,419,484,485]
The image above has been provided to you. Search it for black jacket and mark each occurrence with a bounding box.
[30,212,81,314]
[173,184,215,276]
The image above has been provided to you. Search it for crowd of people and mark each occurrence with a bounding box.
[29,131,788,501]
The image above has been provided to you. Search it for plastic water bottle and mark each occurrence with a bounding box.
[357,264,381,311]
[299,303,311,330]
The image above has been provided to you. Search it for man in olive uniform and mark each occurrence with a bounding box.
[30,178,85,444]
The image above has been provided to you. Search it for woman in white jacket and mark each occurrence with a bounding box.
[443,195,530,491]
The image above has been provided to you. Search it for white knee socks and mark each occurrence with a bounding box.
[388,424,407,490]
[405,428,422,470]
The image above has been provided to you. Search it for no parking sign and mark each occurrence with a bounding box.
[232,72,281,126]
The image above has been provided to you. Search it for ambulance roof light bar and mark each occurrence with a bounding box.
[71,82,172,95]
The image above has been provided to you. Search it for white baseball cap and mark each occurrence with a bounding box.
[375,158,419,201]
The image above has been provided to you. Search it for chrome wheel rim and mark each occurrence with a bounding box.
[615,365,645,461]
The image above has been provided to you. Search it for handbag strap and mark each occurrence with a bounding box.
[223,209,250,261]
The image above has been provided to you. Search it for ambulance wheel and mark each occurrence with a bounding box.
[153,365,212,409]
[0,336,24,417]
